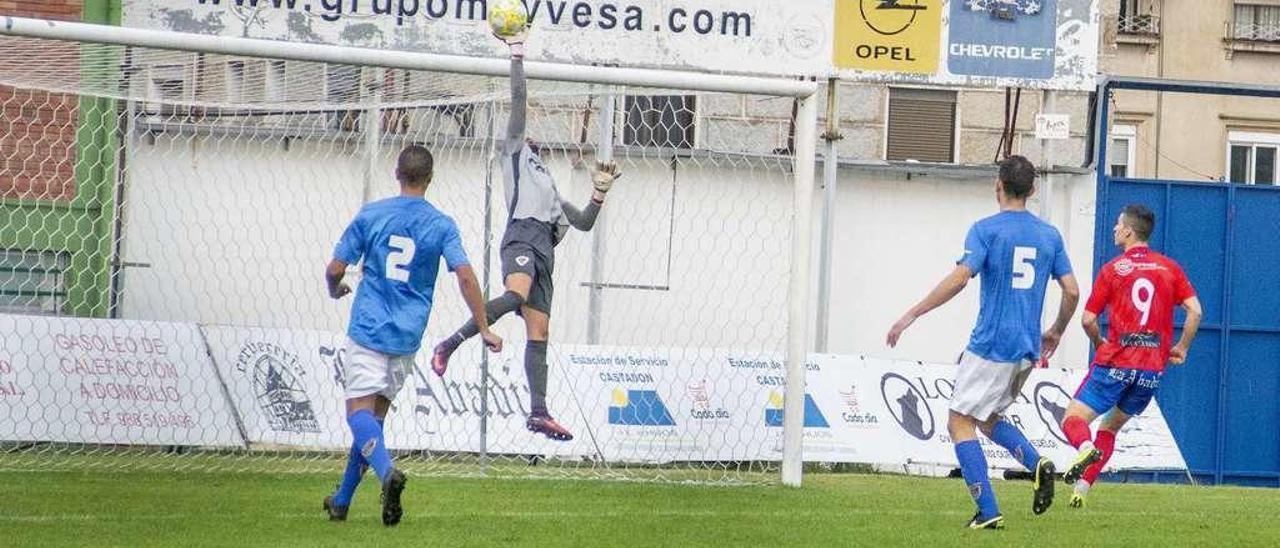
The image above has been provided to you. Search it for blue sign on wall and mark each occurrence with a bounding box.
[948,0,1058,79]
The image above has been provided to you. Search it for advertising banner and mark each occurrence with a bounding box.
[804,355,1188,471]
[0,314,242,447]
[31,315,1178,474]
[121,0,834,77]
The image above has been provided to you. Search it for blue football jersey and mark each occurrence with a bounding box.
[333,196,469,356]
[957,210,1072,363]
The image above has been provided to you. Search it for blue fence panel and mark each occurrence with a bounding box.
[1097,178,1280,486]
[1092,78,1280,487]
[1224,187,1280,485]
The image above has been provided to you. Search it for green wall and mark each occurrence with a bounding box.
[0,0,122,317]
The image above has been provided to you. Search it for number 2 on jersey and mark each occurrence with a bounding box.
[385,235,415,282]
[1011,246,1037,290]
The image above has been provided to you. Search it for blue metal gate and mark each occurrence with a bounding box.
[1095,78,1280,487]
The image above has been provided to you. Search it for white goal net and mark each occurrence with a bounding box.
[0,21,816,483]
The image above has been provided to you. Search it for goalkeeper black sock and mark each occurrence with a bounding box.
[441,291,524,352]
[524,340,549,416]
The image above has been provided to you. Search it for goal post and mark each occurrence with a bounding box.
[0,16,818,485]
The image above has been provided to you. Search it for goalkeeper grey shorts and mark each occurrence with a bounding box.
[501,218,555,316]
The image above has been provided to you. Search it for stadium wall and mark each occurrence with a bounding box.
[115,132,1098,369]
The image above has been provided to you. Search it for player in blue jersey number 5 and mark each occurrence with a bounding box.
[887,155,1081,530]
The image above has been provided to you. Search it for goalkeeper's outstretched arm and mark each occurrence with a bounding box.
[503,34,528,154]
[560,161,621,231]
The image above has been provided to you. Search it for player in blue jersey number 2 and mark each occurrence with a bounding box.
[322,145,503,526]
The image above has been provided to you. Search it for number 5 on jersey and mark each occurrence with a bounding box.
[386,235,416,282]
[1012,246,1037,290]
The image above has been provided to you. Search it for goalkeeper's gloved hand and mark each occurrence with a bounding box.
[496,28,529,56]
[592,161,621,194]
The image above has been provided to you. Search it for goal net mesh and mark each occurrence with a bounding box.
[0,34,801,483]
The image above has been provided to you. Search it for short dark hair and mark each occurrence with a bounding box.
[1122,203,1155,242]
[396,145,433,187]
[998,155,1037,199]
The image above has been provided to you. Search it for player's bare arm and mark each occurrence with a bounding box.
[1170,296,1203,364]
[454,265,503,353]
[886,264,973,348]
[1081,310,1106,349]
[1042,273,1081,360]
[325,259,351,299]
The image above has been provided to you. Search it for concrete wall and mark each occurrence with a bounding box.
[117,125,1098,367]
[819,166,1097,368]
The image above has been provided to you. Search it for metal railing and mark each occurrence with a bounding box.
[1118,14,1160,35]
[1233,22,1280,42]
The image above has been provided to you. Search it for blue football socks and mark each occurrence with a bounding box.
[956,439,1000,518]
[989,418,1042,471]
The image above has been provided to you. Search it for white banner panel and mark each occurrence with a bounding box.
[121,0,834,77]
[203,325,349,448]
[552,346,780,463]
[0,314,242,447]
[194,322,1186,473]
[201,324,597,458]
[805,355,1188,471]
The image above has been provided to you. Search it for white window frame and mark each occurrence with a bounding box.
[147,64,189,102]
[225,60,246,103]
[1234,2,1280,41]
[265,60,287,102]
[1226,130,1280,184]
[1109,124,1137,179]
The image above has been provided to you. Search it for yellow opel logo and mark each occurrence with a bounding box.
[859,0,928,36]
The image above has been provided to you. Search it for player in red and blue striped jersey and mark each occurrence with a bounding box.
[1062,204,1203,507]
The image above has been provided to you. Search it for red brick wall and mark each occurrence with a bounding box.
[0,0,84,202]
[0,0,83,19]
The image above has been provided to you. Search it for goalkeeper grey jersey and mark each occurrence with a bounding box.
[502,141,566,230]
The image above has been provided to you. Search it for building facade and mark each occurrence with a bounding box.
[1102,0,1280,183]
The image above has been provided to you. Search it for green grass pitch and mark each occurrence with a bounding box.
[2,459,1277,547]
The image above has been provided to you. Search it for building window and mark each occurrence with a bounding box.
[622,95,696,149]
[326,64,363,131]
[0,250,68,316]
[1119,0,1160,35]
[886,88,957,163]
[1227,131,1279,185]
[265,60,287,102]
[1109,125,1137,178]
[225,60,246,103]
[1234,3,1280,42]
[148,64,188,102]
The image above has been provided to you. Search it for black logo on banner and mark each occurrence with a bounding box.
[237,342,320,433]
[881,373,936,440]
[1033,381,1072,444]
[860,0,928,36]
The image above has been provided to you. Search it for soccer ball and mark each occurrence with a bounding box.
[488,0,528,38]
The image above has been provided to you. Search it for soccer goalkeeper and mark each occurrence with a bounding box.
[429,26,620,442]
